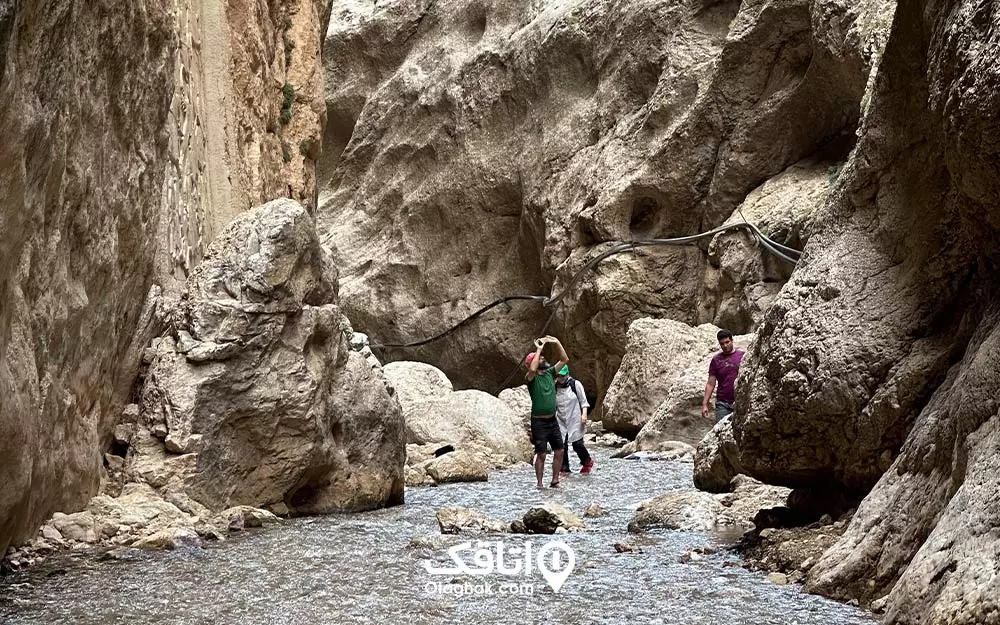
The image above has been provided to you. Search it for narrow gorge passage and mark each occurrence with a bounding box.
[0,450,873,625]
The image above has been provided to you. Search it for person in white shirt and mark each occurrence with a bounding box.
[554,365,595,475]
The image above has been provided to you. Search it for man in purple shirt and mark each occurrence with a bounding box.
[701,329,744,423]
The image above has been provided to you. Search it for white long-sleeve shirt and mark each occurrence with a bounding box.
[555,379,589,443]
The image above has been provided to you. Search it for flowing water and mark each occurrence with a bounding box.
[0,449,874,624]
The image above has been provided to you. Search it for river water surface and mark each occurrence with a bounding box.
[0,449,874,624]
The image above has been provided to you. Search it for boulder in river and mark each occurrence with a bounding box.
[522,504,585,534]
[628,490,722,533]
[436,507,511,535]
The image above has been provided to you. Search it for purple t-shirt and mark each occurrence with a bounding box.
[709,349,744,404]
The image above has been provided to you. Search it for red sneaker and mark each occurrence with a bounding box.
[580,459,595,474]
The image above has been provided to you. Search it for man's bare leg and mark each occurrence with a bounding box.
[534,452,547,488]
[551,449,565,486]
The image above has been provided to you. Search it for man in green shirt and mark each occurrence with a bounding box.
[525,335,569,488]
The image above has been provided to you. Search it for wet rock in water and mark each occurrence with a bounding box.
[615,542,642,554]
[714,475,792,533]
[623,441,696,462]
[622,451,664,462]
[219,506,280,531]
[628,491,722,533]
[767,572,789,585]
[693,418,744,493]
[595,433,629,447]
[404,464,434,487]
[423,450,490,484]
[679,550,702,563]
[132,527,201,551]
[583,503,608,518]
[436,507,511,535]
[611,442,638,459]
[407,535,447,551]
[522,504,585,534]
[193,524,225,542]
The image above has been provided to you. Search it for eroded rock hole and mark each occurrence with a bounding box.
[629,196,661,238]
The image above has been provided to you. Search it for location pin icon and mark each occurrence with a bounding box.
[537,541,575,593]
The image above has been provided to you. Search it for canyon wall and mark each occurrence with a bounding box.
[731,1,1000,621]
[318,0,884,394]
[0,0,337,555]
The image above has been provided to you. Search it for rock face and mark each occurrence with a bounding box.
[319,0,866,396]
[0,0,334,555]
[727,0,1000,621]
[0,0,176,558]
[129,199,404,514]
[693,419,745,493]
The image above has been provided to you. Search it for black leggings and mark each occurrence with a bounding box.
[561,436,592,471]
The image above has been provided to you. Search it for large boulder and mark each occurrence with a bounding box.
[394,364,533,465]
[319,0,869,399]
[423,450,491,484]
[499,385,533,438]
[383,361,454,410]
[127,200,405,514]
[627,490,723,533]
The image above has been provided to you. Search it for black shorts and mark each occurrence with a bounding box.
[530,416,565,454]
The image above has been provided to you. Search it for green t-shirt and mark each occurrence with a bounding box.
[527,367,557,416]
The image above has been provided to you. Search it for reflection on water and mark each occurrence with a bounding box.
[0,450,874,624]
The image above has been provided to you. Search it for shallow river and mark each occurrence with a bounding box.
[0,449,874,624]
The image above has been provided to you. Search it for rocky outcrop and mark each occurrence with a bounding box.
[728,0,1000,621]
[0,0,334,556]
[159,0,332,280]
[128,199,404,514]
[2,483,282,568]
[319,0,869,397]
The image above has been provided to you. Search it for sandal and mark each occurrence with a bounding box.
[549,481,561,488]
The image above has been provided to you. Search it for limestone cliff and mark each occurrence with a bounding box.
[732,1,1000,621]
[318,0,873,396]
[0,0,342,556]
